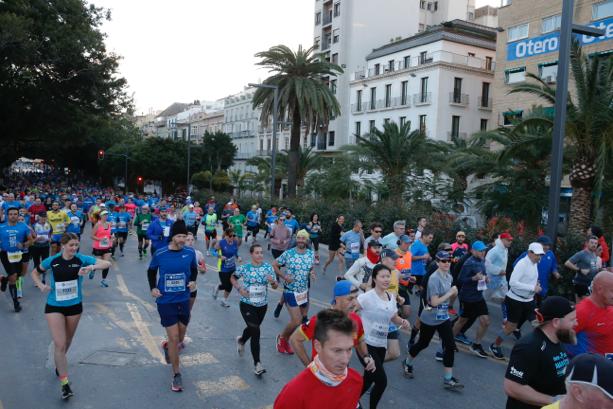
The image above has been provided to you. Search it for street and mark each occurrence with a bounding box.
[0,226,511,409]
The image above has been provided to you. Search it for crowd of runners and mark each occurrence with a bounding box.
[1,170,612,409]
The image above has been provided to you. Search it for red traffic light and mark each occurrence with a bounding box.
[137,176,143,183]
[97,149,105,160]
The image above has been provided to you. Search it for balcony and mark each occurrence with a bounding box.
[351,102,366,114]
[413,92,432,106]
[449,92,469,107]
[256,149,271,157]
[321,41,331,51]
[447,131,468,140]
[323,12,333,26]
[478,97,493,111]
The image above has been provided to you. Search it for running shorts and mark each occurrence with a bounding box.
[459,299,489,319]
[283,290,309,308]
[157,301,190,327]
[115,232,128,240]
[504,296,535,325]
[93,248,112,257]
[45,303,83,316]
[51,234,63,244]
[205,230,217,239]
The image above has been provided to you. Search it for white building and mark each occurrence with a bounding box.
[348,19,497,143]
[312,0,495,151]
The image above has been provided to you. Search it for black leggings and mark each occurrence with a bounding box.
[409,319,455,368]
[239,302,267,364]
[218,270,234,292]
[271,249,284,259]
[30,246,50,269]
[361,344,387,409]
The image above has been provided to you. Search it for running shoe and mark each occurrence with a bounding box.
[489,343,505,360]
[88,270,95,280]
[178,342,185,352]
[402,359,414,378]
[171,373,183,392]
[14,301,21,313]
[283,337,294,354]
[211,287,219,300]
[273,303,283,319]
[454,333,472,345]
[434,351,443,362]
[443,376,464,390]
[143,248,147,255]
[275,335,287,354]
[162,341,170,364]
[236,336,244,357]
[100,279,109,288]
[1,276,7,292]
[512,329,522,340]
[470,343,488,358]
[220,299,230,308]
[254,362,266,376]
[61,383,74,400]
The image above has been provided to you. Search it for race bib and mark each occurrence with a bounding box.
[100,238,110,248]
[436,303,449,320]
[369,322,388,343]
[118,221,127,228]
[350,242,360,254]
[56,223,65,232]
[70,216,80,227]
[605,353,613,362]
[224,256,236,269]
[7,251,22,263]
[141,221,150,230]
[478,279,488,291]
[165,273,186,293]
[55,280,78,301]
[162,226,170,237]
[294,290,308,306]
[249,285,267,304]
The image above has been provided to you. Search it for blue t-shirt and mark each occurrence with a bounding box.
[66,210,83,234]
[183,211,197,227]
[82,198,94,213]
[114,212,131,233]
[340,230,362,260]
[42,253,96,307]
[234,262,275,307]
[276,247,314,293]
[284,218,300,235]
[219,239,239,272]
[0,222,31,252]
[149,246,197,304]
[410,240,429,277]
[246,210,259,227]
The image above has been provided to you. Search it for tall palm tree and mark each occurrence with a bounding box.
[277,147,323,190]
[252,45,343,198]
[509,43,613,236]
[228,169,249,197]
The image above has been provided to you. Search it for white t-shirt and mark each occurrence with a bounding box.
[507,256,538,302]
[358,289,398,348]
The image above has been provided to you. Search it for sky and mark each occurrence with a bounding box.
[95,0,500,114]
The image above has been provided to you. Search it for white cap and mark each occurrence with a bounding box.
[189,204,194,208]
[528,242,545,255]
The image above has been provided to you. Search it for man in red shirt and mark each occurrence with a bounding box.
[568,271,613,357]
[275,309,364,409]
[290,280,375,372]
[28,197,47,225]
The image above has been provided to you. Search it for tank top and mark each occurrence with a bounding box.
[93,222,112,249]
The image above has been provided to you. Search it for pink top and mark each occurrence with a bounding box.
[451,242,469,253]
[93,222,112,250]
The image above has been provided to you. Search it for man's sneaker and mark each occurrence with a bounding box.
[434,351,443,362]
[402,359,414,378]
[489,343,505,360]
[171,373,183,392]
[61,383,74,400]
[14,301,21,313]
[236,336,244,357]
[276,335,288,354]
[470,343,488,358]
[283,337,294,354]
[100,279,109,288]
[220,299,230,308]
[454,333,472,345]
[512,329,522,340]
[211,287,219,300]
[162,341,170,364]
[254,362,266,376]
[1,276,7,292]
[143,248,147,255]
[444,376,464,390]
[88,270,95,280]
[273,303,283,319]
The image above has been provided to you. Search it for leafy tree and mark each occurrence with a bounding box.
[193,131,237,173]
[252,45,342,198]
[305,154,359,199]
[276,147,323,191]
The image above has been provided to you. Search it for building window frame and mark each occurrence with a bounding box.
[505,67,526,84]
[593,0,613,20]
[541,14,562,34]
[507,23,529,42]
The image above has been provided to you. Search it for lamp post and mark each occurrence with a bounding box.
[187,122,192,195]
[546,0,605,241]
[249,82,279,200]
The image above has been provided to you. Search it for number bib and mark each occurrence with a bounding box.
[7,251,22,263]
[293,290,308,306]
[249,285,267,304]
[117,221,127,229]
[436,303,449,321]
[350,242,360,254]
[141,221,150,230]
[369,322,388,344]
[100,238,110,248]
[605,353,613,362]
[477,279,488,291]
[55,280,78,301]
[162,226,170,238]
[165,273,186,293]
[224,256,236,269]
[56,223,65,232]
[70,217,80,227]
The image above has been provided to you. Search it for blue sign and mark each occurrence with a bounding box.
[507,17,613,61]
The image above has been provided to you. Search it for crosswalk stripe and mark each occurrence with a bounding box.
[195,375,249,398]
[181,352,219,367]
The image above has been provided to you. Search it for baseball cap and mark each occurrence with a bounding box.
[528,242,545,255]
[398,234,411,244]
[472,240,487,252]
[537,235,553,246]
[500,232,513,240]
[99,210,109,216]
[188,204,194,208]
[435,250,451,261]
[566,353,613,399]
[536,296,574,322]
[331,280,357,304]
[368,240,382,248]
[381,248,399,260]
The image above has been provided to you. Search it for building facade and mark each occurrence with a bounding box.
[349,20,497,143]
[493,0,613,126]
[189,110,224,144]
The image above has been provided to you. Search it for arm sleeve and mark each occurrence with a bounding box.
[234,265,244,279]
[147,268,158,290]
[569,252,581,264]
[505,342,537,385]
[276,251,287,266]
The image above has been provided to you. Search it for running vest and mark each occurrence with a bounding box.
[93,223,112,249]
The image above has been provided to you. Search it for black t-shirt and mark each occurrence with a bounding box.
[505,328,569,409]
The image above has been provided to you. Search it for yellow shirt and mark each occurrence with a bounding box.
[47,210,70,235]
[388,269,400,296]
[541,401,560,409]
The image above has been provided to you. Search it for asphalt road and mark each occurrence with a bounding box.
[0,225,513,409]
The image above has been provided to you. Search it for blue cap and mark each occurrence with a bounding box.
[331,280,355,304]
[159,206,168,211]
[472,240,487,251]
[435,250,451,261]
[537,235,553,246]
[398,234,411,243]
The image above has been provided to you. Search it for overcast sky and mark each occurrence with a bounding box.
[95,0,500,114]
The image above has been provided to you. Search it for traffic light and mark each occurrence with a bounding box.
[137,176,143,183]
[97,149,105,160]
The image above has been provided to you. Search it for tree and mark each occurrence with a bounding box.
[305,154,359,199]
[277,147,323,191]
[508,43,613,235]
[252,45,342,198]
[228,169,250,197]
[194,131,237,173]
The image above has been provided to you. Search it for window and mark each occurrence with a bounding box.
[332,53,339,64]
[388,60,395,72]
[355,121,361,137]
[434,1,438,11]
[315,12,321,24]
[480,119,488,131]
[481,82,490,107]
[328,131,335,146]
[333,29,340,43]
[542,14,561,33]
[505,67,526,84]
[401,81,408,105]
[400,116,407,126]
[310,134,316,147]
[374,64,380,75]
[420,0,426,9]
[330,79,337,94]
[356,89,363,111]
[507,23,529,42]
[427,2,432,11]
[267,139,271,150]
[314,36,321,49]
[419,115,427,133]
[419,23,425,32]
[451,116,460,138]
[593,0,613,19]
[403,55,410,69]
[453,77,463,103]
[503,110,523,126]
[385,84,392,107]
[420,51,428,64]
[285,137,289,150]
[420,77,428,101]
[539,62,558,82]
[370,87,376,109]
[384,118,390,125]
[468,52,476,57]
[369,120,376,132]
[485,56,493,71]
[334,2,341,17]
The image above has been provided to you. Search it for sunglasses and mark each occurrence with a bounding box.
[457,235,465,238]
[374,230,383,233]
[444,248,453,252]
[437,259,451,264]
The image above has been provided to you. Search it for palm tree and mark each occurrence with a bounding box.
[350,120,440,201]
[509,43,613,236]
[277,147,323,190]
[228,169,249,197]
[252,45,343,198]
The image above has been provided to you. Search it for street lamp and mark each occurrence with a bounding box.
[249,82,279,200]
[546,0,605,240]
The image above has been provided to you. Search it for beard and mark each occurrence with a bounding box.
[297,242,306,249]
[556,328,577,345]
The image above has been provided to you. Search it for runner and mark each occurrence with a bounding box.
[364,222,383,248]
[379,249,404,361]
[270,215,292,319]
[513,235,560,306]
[182,204,198,238]
[274,230,315,355]
[231,243,278,375]
[357,264,411,408]
[147,220,197,392]
[245,204,260,244]
[31,212,52,282]
[47,201,70,256]
[306,213,321,264]
[134,205,152,259]
[30,232,111,400]
[565,236,600,302]
[414,217,427,241]
[485,232,513,304]
[112,204,131,257]
[380,220,405,250]
[229,207,246,246]
[264,206,278,240]
[65,204,84,239]
[451,231,469,261]
[344,240,382,292]
[403,250,464,390]
[394,235,414,320]
[407,228,434,346]
[274,309,364,409]
[323,215,345,275]
[202,206,218,256]
[147,207,173,255]
[90,210,113,287]
[213,227,240,308]
[0,207,34,312]
[339,220,364,271]
[185,232,206,310]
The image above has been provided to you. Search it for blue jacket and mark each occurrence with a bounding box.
[147,218,173,251]
[458,255,487,302]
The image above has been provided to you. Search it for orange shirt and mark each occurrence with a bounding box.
[395,249,412,286]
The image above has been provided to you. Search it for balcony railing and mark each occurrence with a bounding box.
[478,97,493,111]
[449,92,469,106]
[321,41,331,51]
[447,131,468,140]
[351,102,366,114]
[323,12,332,25]
[413,92,432,106]
[256,149,271,156]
